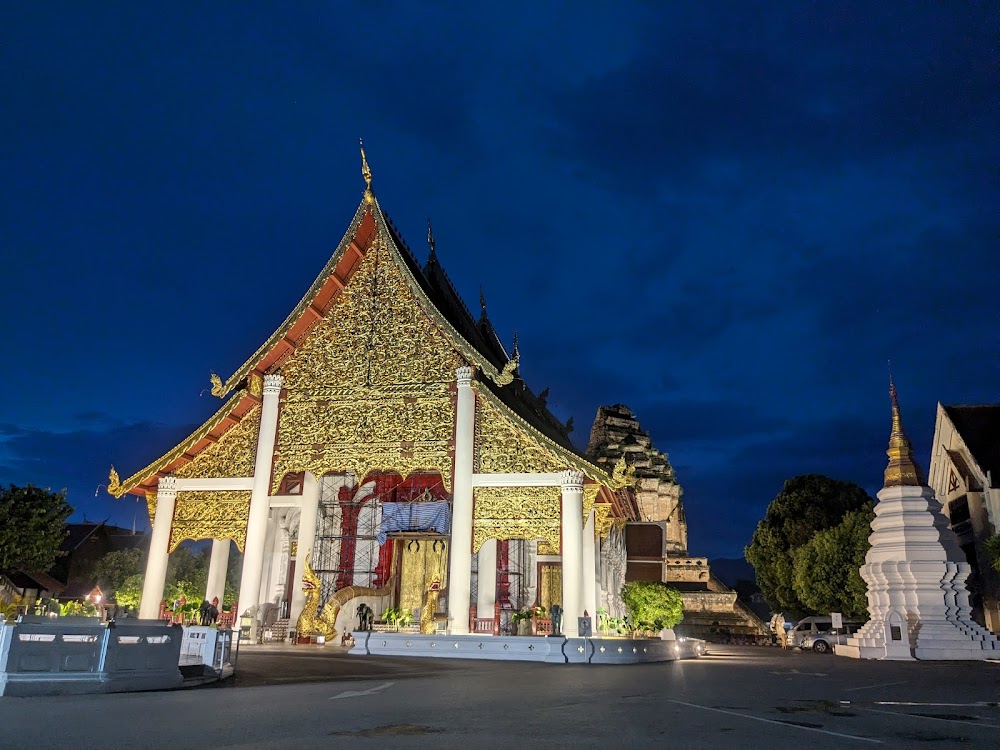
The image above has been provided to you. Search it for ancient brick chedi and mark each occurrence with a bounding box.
[587,405,686,553]
[587,404,769,641]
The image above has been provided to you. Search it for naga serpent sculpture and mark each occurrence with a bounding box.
[295,550,395,638]
[419,580,442,634]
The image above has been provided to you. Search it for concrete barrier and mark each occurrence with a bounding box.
[351,632,707,664]
[0,617,183,696]
[180,626,234,673]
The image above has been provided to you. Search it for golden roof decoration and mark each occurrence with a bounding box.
[108,466,124,498]
[248,371,263,398]
[884,374,925,487]
[360,138,373,204]
[112,158,617,498]
[108,387,250,497]
[474,384,613,486]
[611,456,637,489]
[491,353,519,386]
[215,197,508,397]
[210,372,227,398]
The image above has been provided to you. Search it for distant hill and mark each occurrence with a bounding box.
[709,557,756,589]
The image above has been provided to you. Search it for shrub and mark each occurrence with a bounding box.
[620,581,684,633]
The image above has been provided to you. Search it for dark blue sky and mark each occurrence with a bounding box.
[3,3,998,558]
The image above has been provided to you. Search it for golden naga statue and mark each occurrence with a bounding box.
[295,550,397,638]
[295,551,338,639]
[491,354,519,386]
[420,580,442,634]
[611,456,637,489]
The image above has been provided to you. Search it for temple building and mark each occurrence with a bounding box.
[108,149,639,639]
[587,405,768,641]
[928,404,1000,631]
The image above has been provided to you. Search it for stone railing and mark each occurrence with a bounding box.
[1,616,185,696]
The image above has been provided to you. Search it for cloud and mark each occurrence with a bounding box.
[547,3,998,190]
[0,419,198,528]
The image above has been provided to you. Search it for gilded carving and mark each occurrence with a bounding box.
[248,372,263,398]
[583,483,600,524]
[400,540,448,631]
[272,239,459,491]
[611,456,637,489]
[472,486,561,552]
[537,540,559,556]
[145,492,158,528]
[210,372,227,398]
[168,490,251,552]
[490,353,519,386]
[539,563,562,612]
[474,387,612,488]
[108,466,124,498]
[594,503,614,539]
[475,396,564,475]
[175,404,260,479]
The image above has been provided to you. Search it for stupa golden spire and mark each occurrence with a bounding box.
[884,373,925,487]
[360,138,373,204]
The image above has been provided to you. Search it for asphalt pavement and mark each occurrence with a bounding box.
[2,644,998,749]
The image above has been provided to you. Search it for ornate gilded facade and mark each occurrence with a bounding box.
[112,156,638,631]
[169,490,251,552]
[175,405,260,480]
[472,486,562,553]
[272,240,459,491]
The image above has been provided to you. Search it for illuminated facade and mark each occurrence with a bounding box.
[108,150,637,638]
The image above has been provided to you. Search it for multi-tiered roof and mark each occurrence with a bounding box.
[109,150,630,526]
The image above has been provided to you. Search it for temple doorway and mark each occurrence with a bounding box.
[397,538,449,633]
[539,562,562,611]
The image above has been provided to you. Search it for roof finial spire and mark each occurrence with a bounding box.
[360,138,373,204]
[479,286,488,319]
[427,218,437,262]
[884,366,924,487]
[512,329,519,359]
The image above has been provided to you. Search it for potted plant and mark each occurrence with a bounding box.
[384,607,401,631]
[397,608,414,630]
[511,609,533,635]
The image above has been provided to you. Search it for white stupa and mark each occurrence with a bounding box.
[837,379,1000,660]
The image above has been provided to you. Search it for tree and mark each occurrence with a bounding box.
[745,474,874,615]
[791,507,874,619]
[620,580,684,632]
[115,574,144,609]
[166,544,209,599]
[92,548,144,597]
[983,534,1000,573]
[0,484,72,571]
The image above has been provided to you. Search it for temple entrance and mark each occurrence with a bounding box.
[539,562,562,611]
[309,470,451,624]
[397,538,449,633]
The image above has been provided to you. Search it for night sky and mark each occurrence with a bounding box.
[4,4,998,559]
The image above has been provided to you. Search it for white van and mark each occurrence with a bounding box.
[787,616,863,648]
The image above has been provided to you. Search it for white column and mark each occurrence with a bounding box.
[139,477,177,619]
[560,470,585,637]
[289,472,321,625]
[447,366,476,634]
[237,373,283,618]
[582,509,598,623]
[257,513,277,604]
[205,538,230,605]
[476,539,497,618]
